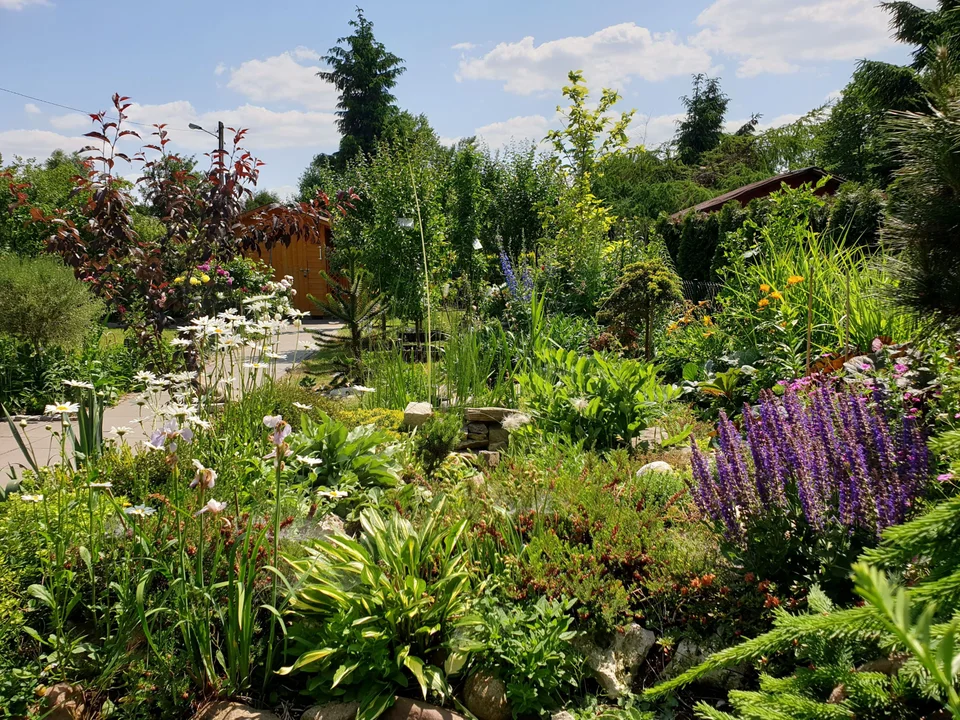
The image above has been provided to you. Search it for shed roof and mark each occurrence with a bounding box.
[671,166,844,220]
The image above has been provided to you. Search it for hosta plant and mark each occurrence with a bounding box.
[286,411,402,492]
[516,348,681,449]
[280,501,479,719]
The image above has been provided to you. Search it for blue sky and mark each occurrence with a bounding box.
[0,0,934,198]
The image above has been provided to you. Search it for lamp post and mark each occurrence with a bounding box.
[188,121,225,181]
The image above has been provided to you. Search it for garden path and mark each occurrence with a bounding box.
[0,319,341,487]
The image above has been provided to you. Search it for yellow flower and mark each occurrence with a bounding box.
[201,274,211,284]
[769,290,783,301]
[787,275,804,285]
[757,298,770,309]
[189,276,201,286]
[702,331,714,338]
[759,283,771,293]
[173,276,185,285]
[667,323,679,334]
[703,315,713,327]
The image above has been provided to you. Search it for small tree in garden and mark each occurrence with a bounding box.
[0,254,104,355]
[675,74,729,165]
[541,71,634,315]
[597,258,682,359]
[12,93,353,363]
[309,267,385,364]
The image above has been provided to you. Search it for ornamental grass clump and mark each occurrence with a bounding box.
[690,385,929,595]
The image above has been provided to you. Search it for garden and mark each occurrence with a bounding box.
[2,3,960,720]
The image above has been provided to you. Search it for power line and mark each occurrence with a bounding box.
[0,85,195,132]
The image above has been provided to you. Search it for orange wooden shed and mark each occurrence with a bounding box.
[238,205,333,316]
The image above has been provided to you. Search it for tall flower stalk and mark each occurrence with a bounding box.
[690,385,929,542]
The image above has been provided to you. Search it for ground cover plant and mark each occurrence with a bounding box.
[3,3,960,718]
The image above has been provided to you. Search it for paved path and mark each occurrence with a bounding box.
[0,319,340,481]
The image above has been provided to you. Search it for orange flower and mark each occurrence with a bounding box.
[787,275,804,285]
[757,298,770,309]
[759,283,771,293]
[769,290,783,301]
[667,323,679,334]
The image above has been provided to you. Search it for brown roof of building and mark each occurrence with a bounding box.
[671,166,844,220]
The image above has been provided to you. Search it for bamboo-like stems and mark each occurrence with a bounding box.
[806,262,814,376]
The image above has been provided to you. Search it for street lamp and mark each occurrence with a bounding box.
[188,121,225,180]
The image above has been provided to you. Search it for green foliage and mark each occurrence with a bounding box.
[819,60,925,184]
[318,7,406,162]
[0,254,104,354]
[648,493,960,717]
[287,411,402,491]
[469,595,583,716]
[516,348,681,450]
[598,258,683,359]
[310,267,386,363]
[884,51,960,321]
[281,502,478,719]
[676,74,730,166]
[541,71,634,316]
[413,412,462,477]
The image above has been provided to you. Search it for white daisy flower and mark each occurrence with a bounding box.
[45,401,79,415]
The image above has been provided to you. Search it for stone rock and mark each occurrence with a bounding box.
[662,638,745,690]
[467,474,485,491]
[466,422,489,438]
[463,671,511,720]
[632,426,668,452]
[551,712,576,720]
[636,461,674,477]
[488,426,509,447]
[488,442,507,452]
[42,683,85,720]
[579,624,657,698]
[382,697,465,720]
[456,439,489,451]
[465,407,521,423]
[302,702,360,720]
[479,450,500,468]
[194,701,280,720]
[404,401,434,427]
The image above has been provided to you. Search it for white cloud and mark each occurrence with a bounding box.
[49,113,89,130]
[473,115,550,150]
[267,184,298,201]
[0,129,88,161]
[451,42,477,51]
[693,0,938,78]
[0,0,48,9]
[23,103,41,115]
[457,22,713,95]
[226,47,337,110]
[629,112,685,148]
[214,62,226,76]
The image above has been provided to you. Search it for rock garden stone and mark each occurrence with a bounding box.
[42,683,85,720]
[632,426,668,451]
[551,712,576,720]
[465,407,520,423]
[302,701,360,720]
[403,401,434,427]
[579,623,657,698]
[636,461,674,476]
[463,671,512,720]
[194,701,280,720]
[488,426,509,447]
[382,697,465,720]
[479,450,500,468]
[465,422,489,439]
[662,638,745,690]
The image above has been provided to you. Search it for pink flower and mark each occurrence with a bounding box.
[937,472,954,483]
[871,338,883,353]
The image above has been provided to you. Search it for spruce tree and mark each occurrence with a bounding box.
[318,7,406,163]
